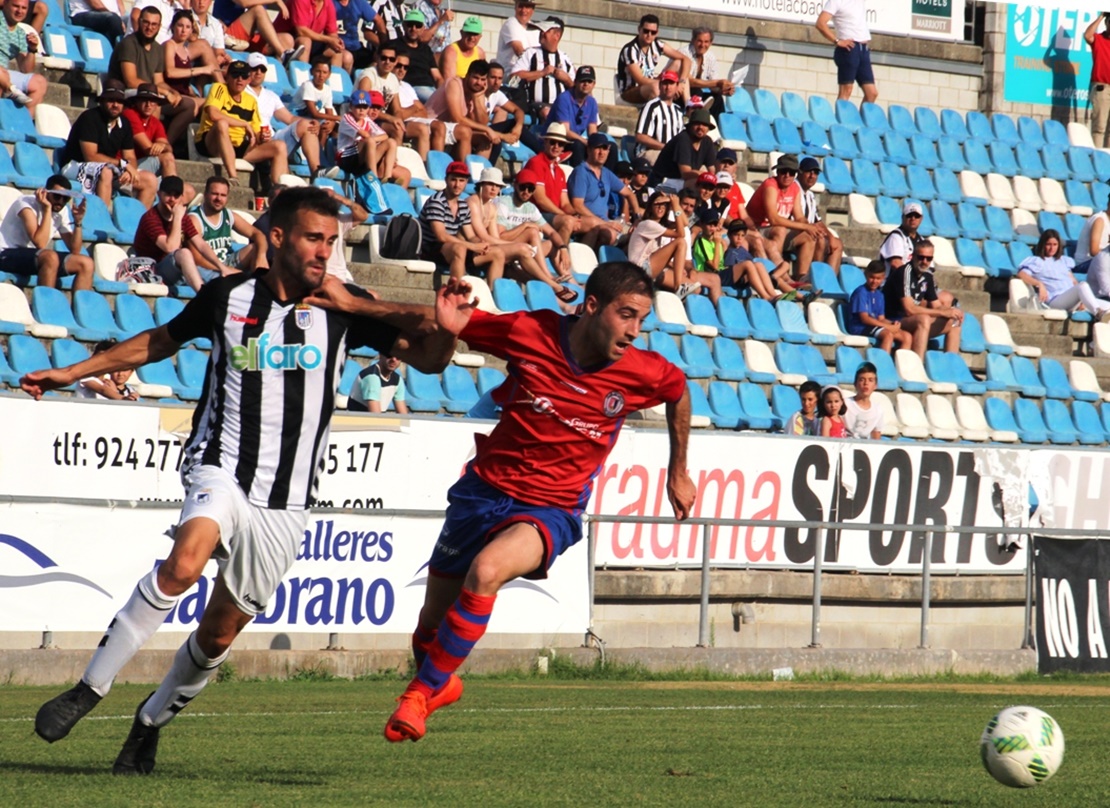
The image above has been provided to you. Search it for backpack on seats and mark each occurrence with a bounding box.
[380,214,422,260]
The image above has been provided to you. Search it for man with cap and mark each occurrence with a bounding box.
[798,156,842,272]
[496,167,572,279]
[412,0,453,54]
[122,83,179,182]
[133,175,235,292]
[510,16,572,121]
[419,159,507,281]
[196,59,290,190]
[616,12,691,105]
[568,133,634,251]
[745,154,821,283]
[522,122,580,246]
[816,0,878,103]
[649,107,718,191]
[440,15,486,83]
[879,201,925,273]
[634,68,683,164]
[58,79,159,210]
[0,0,47,115]
[387,8,442,103]
[882,239,962,360]
[245,51,326,180]
[427,58,498,160]
[497,0,538,68]
[545,65,600,167]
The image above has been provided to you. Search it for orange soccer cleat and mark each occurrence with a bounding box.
[383,689,429,743]
[426,674,463,716]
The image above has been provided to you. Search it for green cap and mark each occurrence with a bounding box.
[403,8,425,24]
[461,16,483,34]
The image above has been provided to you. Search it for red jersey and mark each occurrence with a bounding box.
[463,308,686,511]
[134,206,199,262]
[122,108,167,158]
[1094,35,1110,85]
[523,152,568,210]
[725,184,745,221]
[745,177,800,228]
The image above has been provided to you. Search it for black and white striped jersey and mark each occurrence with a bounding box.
[166,273,400,511]
[634,98,683,156]
[512,47,573,107]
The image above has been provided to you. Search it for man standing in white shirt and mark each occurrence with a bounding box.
[496,0,538,69]
[816,0,878,103]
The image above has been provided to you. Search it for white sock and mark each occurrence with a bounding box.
[141,632,228,728]
[82,569,176,697]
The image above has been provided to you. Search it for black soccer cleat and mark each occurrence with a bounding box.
[34,681,103,743]
[112,696,160,776]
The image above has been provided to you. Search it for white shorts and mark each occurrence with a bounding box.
[275,122,301,154]
[9,70,34,94]
[176,465,307,616]
[441,121,457,146]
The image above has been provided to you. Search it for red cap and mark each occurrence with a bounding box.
[515,168,541,186]
[445,161,471,177]
[369,90,385,107]
[660,70,679,83]
[697,171,718,186]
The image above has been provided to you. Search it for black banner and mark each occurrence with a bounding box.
[1035,537,1110,674]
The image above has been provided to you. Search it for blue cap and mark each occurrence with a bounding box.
[699,207,721,225]
[349,89,372,107]
[717,147,738,163]
[587,132,611,149]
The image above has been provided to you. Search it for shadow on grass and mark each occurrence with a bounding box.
[0,760,110,776]
[868,798,961,805]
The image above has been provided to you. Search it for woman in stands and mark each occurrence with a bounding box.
[628,190,718,301]
[163,11,222,100]
[1017,229,1110,320]
[466,167,577,304]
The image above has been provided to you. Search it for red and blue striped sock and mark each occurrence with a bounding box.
[412,624,436,668]
[412,588,495,696]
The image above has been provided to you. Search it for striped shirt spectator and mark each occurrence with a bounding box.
[512,43,572,109]
[419,189,471,259]
[634,96,682,158]
[616,36,666,94]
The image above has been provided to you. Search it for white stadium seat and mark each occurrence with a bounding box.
[0,284,66,338]
[985,173,1015,210]
[1038,178,1070,214]
[923,394,965,441]
[1007,278,1066,320]
[981,313,1041,358]
[895,349,957,394]
[896,392,938,440]
[807,300,868,346]
[1011,175,1043,213]
[744,339,806,386]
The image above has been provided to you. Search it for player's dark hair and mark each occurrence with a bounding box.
[205,175,230,191]
[466,59,490,77]
[92,339,118,354]
[46,174,71,190]
[854,361,878,382]
[269,186,340,233]
[584,261,653,309]
[799,380,821,399]
[639,13,660,28]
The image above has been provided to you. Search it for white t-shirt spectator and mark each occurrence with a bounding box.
[0,195,75,250]
[497,15,538,69]
[822,0,871,43]
[681,42,719,82]
[357,68,401,105]
[246,84,284,128]
[486,88,509,120]
[293,82,334,115]
[496,196,543,230]
[195,13,226,50]
[843,395,884,439]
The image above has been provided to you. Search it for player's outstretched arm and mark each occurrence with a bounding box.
[307,275,437,332]
[392,278,477,373]
[665,388,696,521]
[20,326,182,400]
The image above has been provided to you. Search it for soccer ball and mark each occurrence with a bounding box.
[980,706,1065,788]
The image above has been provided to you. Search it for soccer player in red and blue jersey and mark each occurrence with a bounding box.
[376,260,697,741]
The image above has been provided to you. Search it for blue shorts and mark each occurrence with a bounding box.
[833,42,875,87]
[428,466,583,580]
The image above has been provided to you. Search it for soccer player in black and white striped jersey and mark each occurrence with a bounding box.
[24,186,476,774]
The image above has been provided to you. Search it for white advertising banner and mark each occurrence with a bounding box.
[637,0,967,42]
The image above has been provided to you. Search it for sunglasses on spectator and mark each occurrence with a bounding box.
[641,28,658,35]
[395,63,409,70]
[776,169,796,176]
[379,55,396,62]
[46,192,70,205]
[914,253,934,262]
[405,21,423,28]
[517,184,536,192]
[905,212,923,219]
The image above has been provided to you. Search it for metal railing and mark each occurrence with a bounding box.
[584,515,1105,651]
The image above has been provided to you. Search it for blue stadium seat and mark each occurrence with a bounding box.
[42,29,85,69]
[425,149,452,180]
[72,290,128,341]
[717,111,746,145]
[12,141,52,188]
[1016,398,1072,444]
[909,134,939,170]
[1068,148,1096,183]
[680,334,723,378]
[687,380,729,428]
[781,92,810,126]
[856,127,886,163]
[929,204,961,241]
[827,124,859,160]
[707,381,746,429]
[381,182,417,216]
[985,206,1015,243]
[775,342,836,385]
[1017,116,1046,149]
[839,264,865,297]
[924,351,986,394]
[0,147,19,185]
[883,132,912,167]
[808,261,845,301]
[737,382,782,430]
[888,104,918,139]
[835,345,865,384]
[985,353,1021,392]
[395,367,442,412]
[753,88,782,120]
[1064,213,1086,242]
[715,297,754,340]
[820,156,853,195]
[492,279,527,312]
[1094,181,1110,207]
[906,164,937,201]
[772,117,803,153]
[850,159,881,197]
[956,202,989,240]
[941,108,970,142]
[138,357,197,399]
[685,294,725,333]
[955,238,987,272]
[8,333,53,379]
[713,336,765,381]
[988,142,1018,177]
[747,298,785,342]
[769,385,802,427]
[441,365,480,413]
[984,398,1031,441]
[966,110,993,142]
[991,113,1022,147]
[523,280,564,313]
[1071,400,1109,444]
[111,196,147,245]
[32,286,107,341]
[932,168,962,204]
[982,239,1015,278]
[835,99,864,132]
[860,102,890,134]
[875,196,901,229]
[878,162,909,198]
[800,121,831,156]
[1065,180,1096,212]
[649,331,711,378]
[1015,143,1045,180]
[476,366,505,396]
[176,348,208,390]
[0,99,64,148]
[1010,355,1047,397]
[744,115,776,153]
[1044,118,1070,148]
[724,87,756,117]
[776,299,824,343]
[915,200,938,238]
[1092,150,1110,180]
[1041,145,1071,182]
[51,338,88,371]
[867,346,925,392]
[1039,357,1087,400]
[808,95,838,130]
[915,106,943,141]
[0,340,22,385]
[963,139,992,175]
[114,293,157,337]
[937,135,967,172]
[1037,210,1067,238]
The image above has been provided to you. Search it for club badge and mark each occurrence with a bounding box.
[603,391,625,417]
[295,303,313,331]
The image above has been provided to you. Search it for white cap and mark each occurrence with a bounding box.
[715,171,733,187]
[247,52,268,69]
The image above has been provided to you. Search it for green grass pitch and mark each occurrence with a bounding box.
[3,676,1109,806]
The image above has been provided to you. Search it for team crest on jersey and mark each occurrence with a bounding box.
[603,391,625,416]
[193,489,212,504]
[294,303,313,331]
